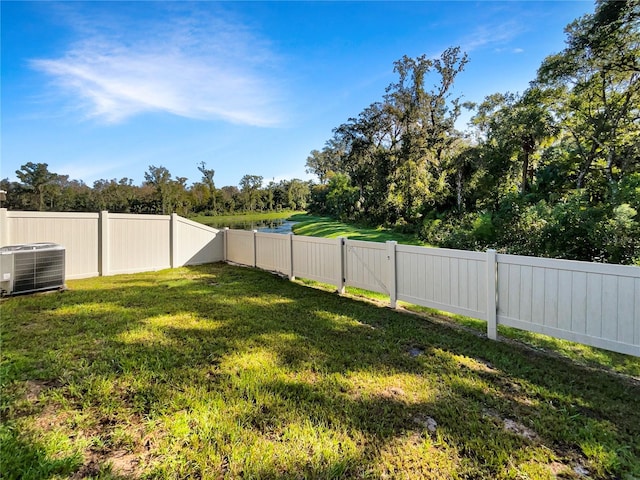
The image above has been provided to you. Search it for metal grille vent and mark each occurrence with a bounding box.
[1,243,66,295]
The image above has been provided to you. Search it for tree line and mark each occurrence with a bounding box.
[305,0,639,264]
[1,162,311,216]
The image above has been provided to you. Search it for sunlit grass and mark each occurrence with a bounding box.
[1,263,639,479]
[291,214,426,245]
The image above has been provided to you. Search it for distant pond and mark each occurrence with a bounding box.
[258,220,299,234]
[205,218,298,233]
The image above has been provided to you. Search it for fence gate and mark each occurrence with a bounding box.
[344,239,390,295]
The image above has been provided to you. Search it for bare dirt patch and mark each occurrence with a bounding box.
[502,418,539,441]
[108,450,141,477]
[380,386,406,399]
[413,414,438,433]
[70,449,147,478]
[33,404,69,431]
[70,452,102,479]
[24,380,46,402]
[23,379,61,402]
[483,409,540,442]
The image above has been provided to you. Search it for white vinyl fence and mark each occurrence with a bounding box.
[496,254,640,356]
[224,228,640,357]
[2,209,637,357]
[0,209,224,279]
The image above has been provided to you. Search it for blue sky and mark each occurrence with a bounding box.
[2,1,594,189]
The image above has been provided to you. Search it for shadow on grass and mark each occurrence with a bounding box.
[2,263,639,478]
[0,425,82,480]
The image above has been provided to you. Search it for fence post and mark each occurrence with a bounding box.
[486,249,498,340]
[337,237,345,294]
[252,230,258,268]
[223,228,229,262]
[387,241,398,309]
[99,211,110,276]
[170,213,178,268]
[288,232,295,281]
[0,208,8,247]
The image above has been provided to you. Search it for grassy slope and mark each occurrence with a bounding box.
[1,264,639,479]
[191,210,304,228]
[291,214,425,245]
[291,215,640,378]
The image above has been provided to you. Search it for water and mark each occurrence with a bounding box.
[206,217,297,233]
[258,220,298,234]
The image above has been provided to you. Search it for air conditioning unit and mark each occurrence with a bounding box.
[0,243,66,296]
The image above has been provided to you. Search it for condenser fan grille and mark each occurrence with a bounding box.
[1,243,66,295]
[13,249,65,293]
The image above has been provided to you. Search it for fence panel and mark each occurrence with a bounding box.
[109,214,171,275]
[226,229,255,266]
[4,211,100,279]
[175,216,224,266]
[396,245,488,320]
[344,239,389,294]
[255,232,291,276]
[1,209,224,279]
[496,254,640,356]
[292,236,341,288]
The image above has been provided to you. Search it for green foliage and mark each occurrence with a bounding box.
[307,1,640,265]
[14,162,58,211]
[419,188,640,265]
[307,48,467,226]
[324,173,360,221]
[602,203,639,264]
[3,164,312,218]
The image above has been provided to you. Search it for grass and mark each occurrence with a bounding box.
[1,263,639,479]
[191,210,304,228]
[291,214,425,245]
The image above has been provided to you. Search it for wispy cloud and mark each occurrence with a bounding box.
[31,5,285,126]
[460,21,524,53]
[494,47,525,54]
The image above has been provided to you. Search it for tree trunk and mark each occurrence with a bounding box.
[456,169,463,211]
[520,135,535,194]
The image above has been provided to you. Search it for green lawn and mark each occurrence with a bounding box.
[291,214,425,245]
[1,264,639,479]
